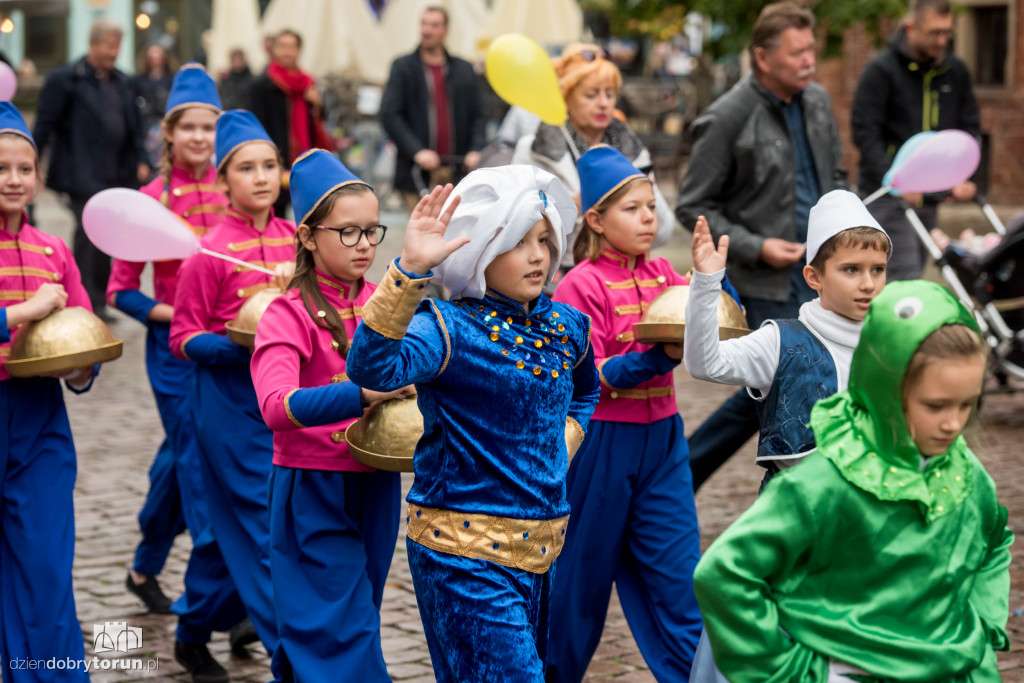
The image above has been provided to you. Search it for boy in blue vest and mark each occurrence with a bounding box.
[683,189,891,486]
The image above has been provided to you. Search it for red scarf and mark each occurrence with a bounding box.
[267,61,333,163]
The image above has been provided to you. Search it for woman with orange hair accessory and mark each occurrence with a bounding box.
[512,44,676,272]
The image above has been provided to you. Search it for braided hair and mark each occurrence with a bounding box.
[158,109,186,207]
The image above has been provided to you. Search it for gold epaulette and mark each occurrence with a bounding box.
[360,261,432,340]
[406,504,568,574]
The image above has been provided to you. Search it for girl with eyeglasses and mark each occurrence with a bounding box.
[168,110,293,683]
[250,149,412,681]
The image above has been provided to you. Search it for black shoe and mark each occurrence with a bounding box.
[229,617,258,654]
[125,572,172,614]
[174,641,229,683]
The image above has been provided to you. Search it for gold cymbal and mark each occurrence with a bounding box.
[227,287,284,348]
[632,285,750,344]
[5,307,123,377]
[346,397,424,472]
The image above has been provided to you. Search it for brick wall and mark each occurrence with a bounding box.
[816,11,1024,204]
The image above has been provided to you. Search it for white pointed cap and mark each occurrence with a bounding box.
[807,190,889,264]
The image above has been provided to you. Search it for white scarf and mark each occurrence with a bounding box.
[798,298,864,391]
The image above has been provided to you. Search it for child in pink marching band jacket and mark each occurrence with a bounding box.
[168,110,293,683]
[0,102,96,682]
[107,63,228,614]
[547,145,740,682]
[251,149,412,681]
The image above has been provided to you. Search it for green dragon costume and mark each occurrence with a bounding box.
[693,281,1013,682]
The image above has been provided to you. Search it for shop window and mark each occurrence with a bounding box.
[956,2,1012,88]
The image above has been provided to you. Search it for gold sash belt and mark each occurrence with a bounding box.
[406,504,569,574]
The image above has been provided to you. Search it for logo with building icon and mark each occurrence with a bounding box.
[93,622,143,653]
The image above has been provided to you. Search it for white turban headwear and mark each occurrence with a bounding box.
[434,165,577,300]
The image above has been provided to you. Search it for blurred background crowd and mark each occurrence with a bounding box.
[3,0,1019,212]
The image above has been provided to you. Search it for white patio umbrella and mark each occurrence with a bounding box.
[261,0,389,83]
[207,0,266,79]
[379,0,490,64]
[479,0,583,49]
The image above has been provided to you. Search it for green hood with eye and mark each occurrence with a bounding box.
[809,281,981,521]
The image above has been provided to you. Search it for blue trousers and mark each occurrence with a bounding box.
[408,540,553,683]
[175,364,278,674]
[269,467,400,683]
[0,379,87,681]
[546,415,703,682]
[687,291,809,491]
[133,322,189,575]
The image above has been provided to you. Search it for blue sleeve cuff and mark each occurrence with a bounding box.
[183,333,251,366]
[288,381,363,427]
[601,345,679,389]
[0,308,9,344]
[393,258,434,279]
[721,273,743,309]
[114,290,159,326]
[568,341,599,432]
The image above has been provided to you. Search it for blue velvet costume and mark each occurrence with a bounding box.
[347,261,600,683]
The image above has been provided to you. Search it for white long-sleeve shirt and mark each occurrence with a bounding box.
[683,269,864,399]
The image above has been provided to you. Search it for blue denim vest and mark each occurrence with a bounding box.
[755,319,839,466]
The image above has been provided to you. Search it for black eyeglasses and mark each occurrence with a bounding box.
[316,224,388,246]
[578,48,609,62]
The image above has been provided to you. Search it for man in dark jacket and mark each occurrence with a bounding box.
[380,6,486,211]
[34,19,148,318]
[675,2,848,489]
[852,0,980,282]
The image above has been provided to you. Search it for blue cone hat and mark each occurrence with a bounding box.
[165,63,222,118]
[0,102,34,148]
[215,109,275,171]
[290,148,372,226]
[577,144,647,213]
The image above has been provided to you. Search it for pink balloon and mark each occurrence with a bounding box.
[83,188,200,262]
[0,62,15,101]
[890,129,980,193]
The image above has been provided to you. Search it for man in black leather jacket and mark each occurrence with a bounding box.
[675,2,848,489]
[852,0,980,282]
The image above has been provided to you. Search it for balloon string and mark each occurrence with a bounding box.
[861,185,891,206]
[197,247,277,276]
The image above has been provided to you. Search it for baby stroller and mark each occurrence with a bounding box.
[905,195,1024,390]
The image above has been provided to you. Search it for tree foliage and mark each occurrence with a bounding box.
[583,0,908,56]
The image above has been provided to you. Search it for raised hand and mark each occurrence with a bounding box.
[398,184,469,275]
[691,215,729,274]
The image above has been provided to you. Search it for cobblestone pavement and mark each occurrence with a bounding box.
[30,191,1024,681]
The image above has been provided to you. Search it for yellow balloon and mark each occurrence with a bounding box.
[485,34,566,126]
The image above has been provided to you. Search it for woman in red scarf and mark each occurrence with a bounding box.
[248,29,334,212]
